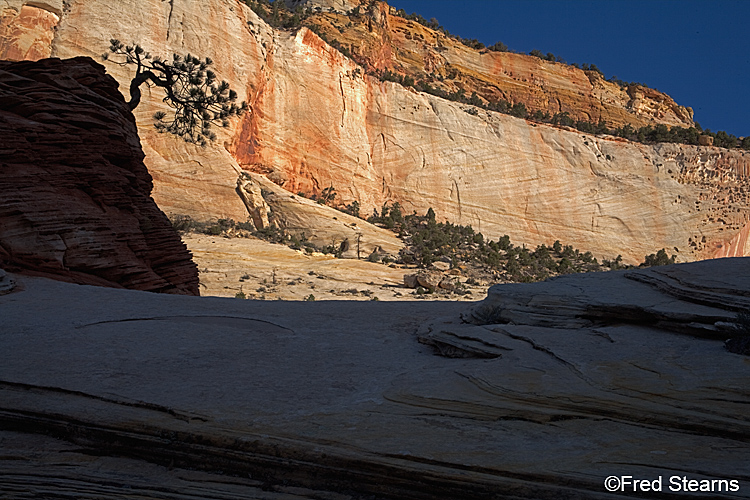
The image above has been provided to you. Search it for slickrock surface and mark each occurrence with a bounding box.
[183,232,486,301]
[0,57,199,294]
[4,0,745,264]
[463,258,750,336]
[2,258,749,498]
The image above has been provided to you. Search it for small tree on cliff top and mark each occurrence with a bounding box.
[103,39,247,146]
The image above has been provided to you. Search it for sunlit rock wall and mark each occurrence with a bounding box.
[4,0,747,263]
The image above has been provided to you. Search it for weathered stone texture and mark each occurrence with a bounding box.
[0,0,61,61]
[305,3,695,130]
[0,57,199,294]
[235,28,750,262]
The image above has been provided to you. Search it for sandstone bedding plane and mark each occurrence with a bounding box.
[1,0,748,264]
[1,257,749,499]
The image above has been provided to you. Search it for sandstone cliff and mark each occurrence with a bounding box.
[302,2,695,129]
[4,0,747,264]
[0,57,199,294]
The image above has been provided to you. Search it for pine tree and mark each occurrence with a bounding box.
[103,39,247,146]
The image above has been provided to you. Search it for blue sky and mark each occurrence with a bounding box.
[389,0,749,137]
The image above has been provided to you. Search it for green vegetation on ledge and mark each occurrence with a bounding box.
[170,205,678,289]
[169,215,346,258]
[367,204,675,283]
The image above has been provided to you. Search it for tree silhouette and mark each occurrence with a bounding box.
[103,39,247,146]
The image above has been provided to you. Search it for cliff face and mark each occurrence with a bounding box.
[0,57,200,294]
[5,0,747,264]
[303,2,695,130]
[43,0,262,223]
[231,22,749,263]
[237,33,749,262]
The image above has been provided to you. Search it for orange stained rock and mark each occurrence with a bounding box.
[0,5,59,61]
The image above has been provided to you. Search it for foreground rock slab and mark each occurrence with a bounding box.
[2,259,750,499]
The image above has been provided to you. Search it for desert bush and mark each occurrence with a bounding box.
[341,200,360,218]
[318,185,337,205]
[641,248,676,267]
[471,304,505,325]
[487,41,508,52]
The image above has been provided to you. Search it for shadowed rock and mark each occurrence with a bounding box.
[465,258,750,337]
[0,57,199,294]
[1,258,749,498]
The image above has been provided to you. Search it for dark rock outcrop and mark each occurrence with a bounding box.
[0,57,199,294]
[463,257,750,338]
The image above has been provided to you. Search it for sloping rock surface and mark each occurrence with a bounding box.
[0,57,199,294]
[244,171,403,259]
[1,258,749,498]
[464,257,749,336]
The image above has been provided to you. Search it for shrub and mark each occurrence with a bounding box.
[487,41,508,52]
[510,102,528,119]
[318,185,337,205]
[368,202,404,230]
[551,112,575,127]
[289,234,302,250]
[472,304,505,325]
[497,235,511,251]
[342,200,360,218]
[641,249,676,267]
